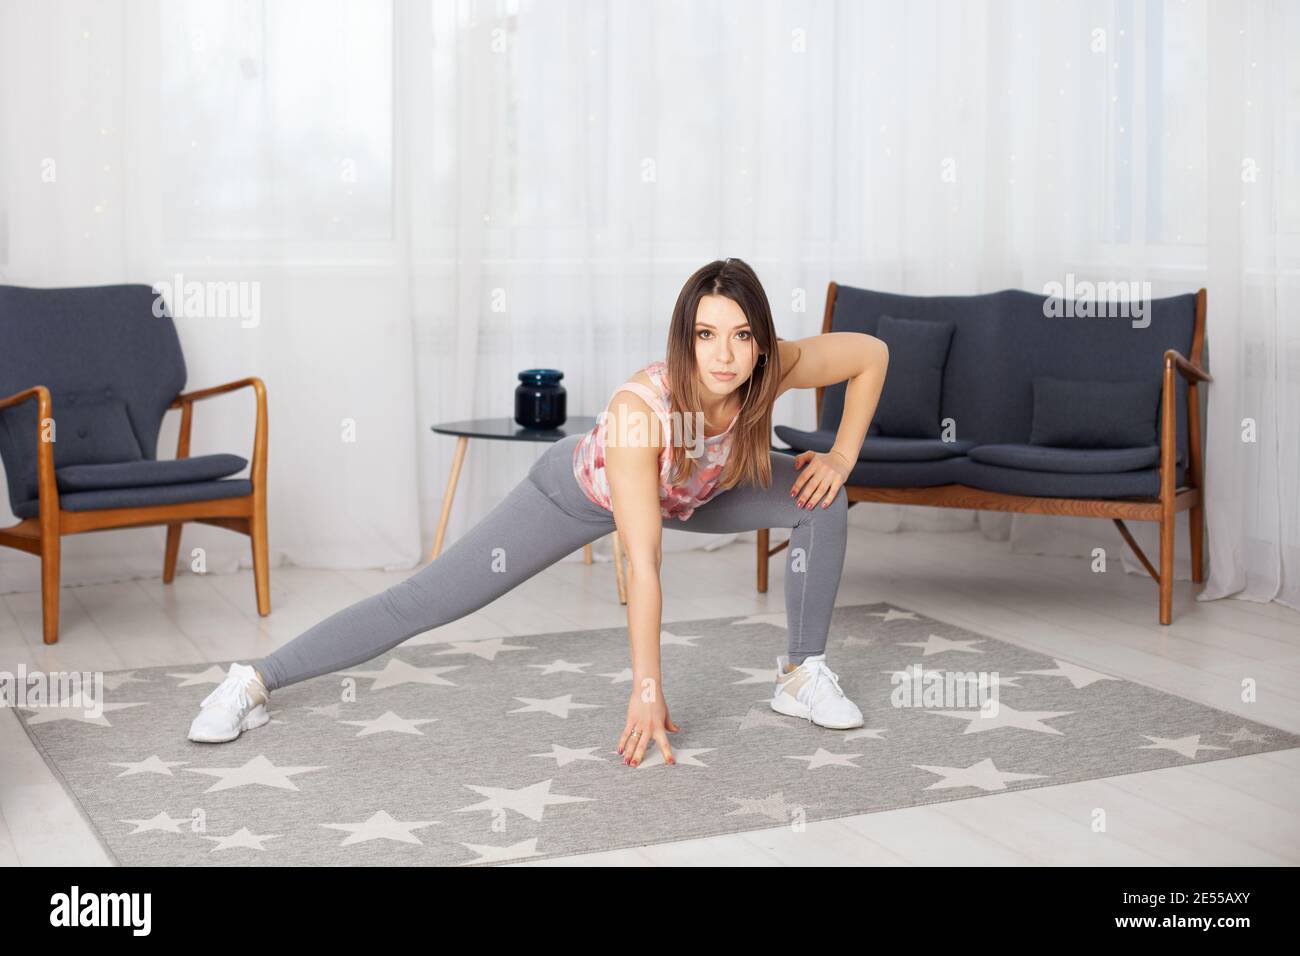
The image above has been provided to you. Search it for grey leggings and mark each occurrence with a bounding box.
[254,433,849,691]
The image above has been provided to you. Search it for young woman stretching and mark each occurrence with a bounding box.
[189,257,889,768]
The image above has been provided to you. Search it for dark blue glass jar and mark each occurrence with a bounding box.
[515,368,567,429]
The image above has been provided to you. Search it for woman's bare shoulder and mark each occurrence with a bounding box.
[606,377,666,453]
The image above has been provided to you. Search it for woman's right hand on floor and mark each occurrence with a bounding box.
[619,680,680,767]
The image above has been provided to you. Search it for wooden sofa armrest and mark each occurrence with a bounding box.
[167,377,268,491]
[1165,349,1212,384]
[0,385,60,522]
[1159,348,1210,496]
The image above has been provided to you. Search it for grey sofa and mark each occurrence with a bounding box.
[762,282,1211,624]
[0,283,270,644]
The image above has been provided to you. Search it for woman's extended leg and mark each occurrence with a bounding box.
[668,449,848,666]
[254,450,616,691]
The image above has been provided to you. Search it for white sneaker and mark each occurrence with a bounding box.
[187,663,271,743]
[770,653,864,729]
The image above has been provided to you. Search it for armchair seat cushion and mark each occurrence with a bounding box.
[952,458,1185,499]
[55,453,248,493]
[967,443,1160,474]
[14,477,253,518]
[775,424,974,462]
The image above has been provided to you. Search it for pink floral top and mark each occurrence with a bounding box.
[573,360,740,520]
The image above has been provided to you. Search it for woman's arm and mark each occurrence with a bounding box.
[604,392,679,766]
[605,392,664,680]
[777,332,890,508]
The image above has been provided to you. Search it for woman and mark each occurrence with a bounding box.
[189,257,889,770]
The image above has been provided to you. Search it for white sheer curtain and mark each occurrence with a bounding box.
[0,0,1295,614]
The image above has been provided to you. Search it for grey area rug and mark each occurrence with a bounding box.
[12,602,1300,866]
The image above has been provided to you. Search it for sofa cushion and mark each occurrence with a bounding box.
[775,424,973,462]
[1030,377,1160,449]
[953,457,1184,499]
[14,478,253,518]
[872,314,955,438]
[968,443,1159,473]
[56,453,248,493]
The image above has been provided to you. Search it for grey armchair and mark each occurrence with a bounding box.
[0,283,269,644]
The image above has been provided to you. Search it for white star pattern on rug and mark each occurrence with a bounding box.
[337,710,438,737]
[20,696,147,727]
[109,755,188,777]
[507,694,601,718]
[1138,733,1230,759]
[628,746,713,768]
[102,671,151,691]
[459,838,544,865]
[915,757,1048,791]
[526,658,592,675]
[729,664,779,684]
[869,608,920,622]
[786,748,864,769]
[425,637,533,660]
[120,811,188,835]
[730,612,788,628]
[455,779,593,822]
[321,810,440,846]
[1018,659,1122,689]
[898,634,986,656]
[927,702,1073,735]
[659,629,703,647]
[842,726,889,742]
[597,667,633,683]
[1216,726,1270,745]
[337,659,465,691]
[166,665,231,687]
[185,754,328,793]
[205,827,280,852]
[725,791,829,823]
[530,744,607,766]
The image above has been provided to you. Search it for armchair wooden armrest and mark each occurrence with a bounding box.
[166,378,268,492]
[0,385,60,519]
[0,384,52,413]
[1165,349,1212,384]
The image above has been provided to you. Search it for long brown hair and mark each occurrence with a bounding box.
[663,257,782,491]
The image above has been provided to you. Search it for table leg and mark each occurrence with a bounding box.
[583,544,593,564]
[430,436,470,563]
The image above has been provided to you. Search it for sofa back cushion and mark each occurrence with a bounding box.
[871,314,954,438]
[821,285,1198,465]
[1029,377,1161,449]
[0,284,187,510]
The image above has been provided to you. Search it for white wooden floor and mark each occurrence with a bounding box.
[3,524,1298,866]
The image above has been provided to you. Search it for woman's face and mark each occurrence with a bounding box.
[693,294,759,398]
